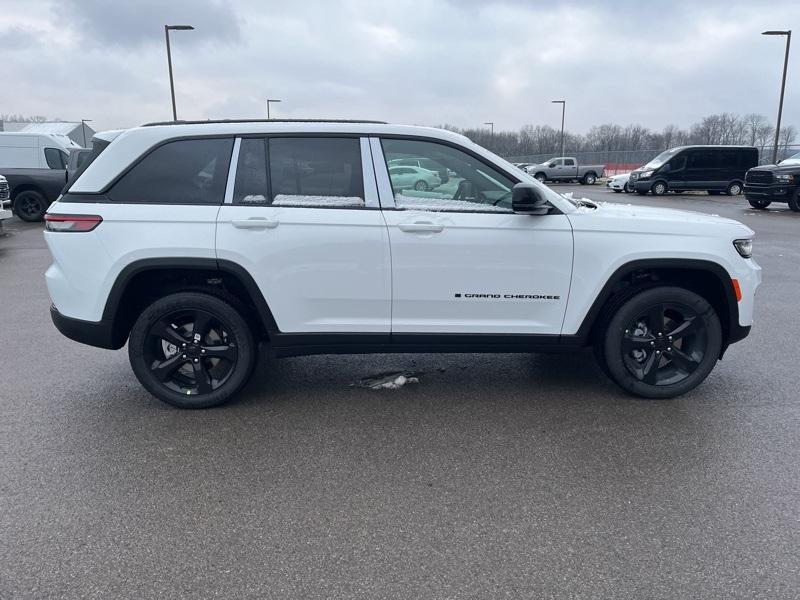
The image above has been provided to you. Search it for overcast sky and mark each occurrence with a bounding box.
[1,0,798,134]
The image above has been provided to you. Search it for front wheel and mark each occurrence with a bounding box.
[651,181,667,196]
[534,173,546,183]
[624,182,633,193]
[599,287,722,399]
[128,292,257,408]
[14,190,48,222]
[788,189,800,212]
[747,198,771,210]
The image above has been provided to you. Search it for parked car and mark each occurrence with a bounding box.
[0,174,11,232]
[606,173,633,193]
[744,154,800,211]
[66,147,93,184]
[525,157,605,184]
[388,165,441,191]
[0,132,81,221]
[630,145,758,196]
[388,157,449,184]
[44,119,759,408]
[513,162,534,171]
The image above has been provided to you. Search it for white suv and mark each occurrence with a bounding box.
[44,120,761,408]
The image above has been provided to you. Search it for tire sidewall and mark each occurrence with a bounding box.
[128,292,256,408]
[727,182,742,196]
[602,287,722,399]
[788,188,800,212]
[651,181,667,196]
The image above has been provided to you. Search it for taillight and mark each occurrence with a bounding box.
[44,214,103,232]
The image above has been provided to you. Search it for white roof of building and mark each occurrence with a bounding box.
[19,122,85,135]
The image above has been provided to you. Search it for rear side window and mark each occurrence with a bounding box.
[233,137,364,207]
[110,138,233,204]
[44,147,67,169]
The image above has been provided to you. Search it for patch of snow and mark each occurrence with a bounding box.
[273,194,365,208]
[353,371,421,390]
[395,195,510,213]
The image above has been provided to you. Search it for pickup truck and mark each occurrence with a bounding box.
[525,157,605,185]
[0,174,11,232]
[744,151,800,212]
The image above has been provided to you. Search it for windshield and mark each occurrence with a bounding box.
[643,148,682,169]
[782,151,800,165]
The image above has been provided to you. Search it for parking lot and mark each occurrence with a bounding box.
[1,187,798,598]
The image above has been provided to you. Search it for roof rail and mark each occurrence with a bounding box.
[142,118,389,127]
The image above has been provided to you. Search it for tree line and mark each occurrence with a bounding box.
[444,113,798,159]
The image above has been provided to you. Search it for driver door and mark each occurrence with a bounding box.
[374,137,573,335]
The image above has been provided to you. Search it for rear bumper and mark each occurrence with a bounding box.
[744,184,794,202]
[50,304,119,350]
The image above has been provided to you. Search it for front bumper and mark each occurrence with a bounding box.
[633,180,654,192]
[0,208,11,221]
[744,184,794,203]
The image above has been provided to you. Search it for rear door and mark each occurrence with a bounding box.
[216,136,391,334]
[563,157,577,178]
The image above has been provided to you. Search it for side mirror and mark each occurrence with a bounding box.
[661,163,671,173]
[548,162,556,168]
[512,183,550,215]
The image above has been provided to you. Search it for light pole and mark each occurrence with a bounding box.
[484,121,494,143]
[164,24,195,121]
[80,119,92,147]
[552,100,566,157]
[266,99,282,119]
[762,30,792,164]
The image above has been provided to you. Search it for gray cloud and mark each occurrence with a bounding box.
[0,0,797,134]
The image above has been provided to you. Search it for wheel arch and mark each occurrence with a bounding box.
[10,183,46,201]
[576,259,741,354]
[102,258,279,348]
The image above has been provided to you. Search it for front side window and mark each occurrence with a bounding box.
[382,138,516,212]
[110,138,233,204]
[44,147,67,169]
[268,137,364,207]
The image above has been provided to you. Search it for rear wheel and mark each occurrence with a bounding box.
[414,180,429,191]
[651,181,667,196]
[726,182,743,196]
[599,287,722,399]
[788,188,800,212]
[747,198,771,209]
[14,190,48,222]
[582,172,597,185]
[128,292,257,408]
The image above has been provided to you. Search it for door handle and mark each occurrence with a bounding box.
[398,222,444,233]
[231,218,279,229]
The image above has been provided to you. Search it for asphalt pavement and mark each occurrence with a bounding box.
[1,187,798,599]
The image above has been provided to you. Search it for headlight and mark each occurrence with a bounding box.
[775,174,794,183]
[733,239,753,258]
[638,170,653,179]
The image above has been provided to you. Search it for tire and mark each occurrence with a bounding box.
[651,181,668,196]
[599,286,722,399]
[613,189,622,193]
[14,190,48,222]
[534,173,546,183]
[788,188,800,212]
[128,292,257,408]
[414,180,429,192]
[747,198,771,210]
[581,172,597,185]
[624,182,633,193]
[726,182,743,196]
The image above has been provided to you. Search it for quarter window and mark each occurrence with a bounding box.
[110,138,233,204]
[382,138,516,212]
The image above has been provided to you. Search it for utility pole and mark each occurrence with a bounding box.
[164,24,195,121]
[266,99,282,119]
[552,100,566,157]
[762,30,792,163]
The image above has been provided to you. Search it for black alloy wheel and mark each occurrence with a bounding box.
[14,190,47,222]
[129,293,256,408]
[600,287,722,399]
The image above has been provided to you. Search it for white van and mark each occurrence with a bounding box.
[0,133,80,170]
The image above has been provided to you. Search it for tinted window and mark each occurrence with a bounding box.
[233,138,268,204]
[44,147,66,169]
[382,138,516,212]
[688,150,719,169]
[110,138,233,204]
[564,158,575,166]
[268,137,363,207]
